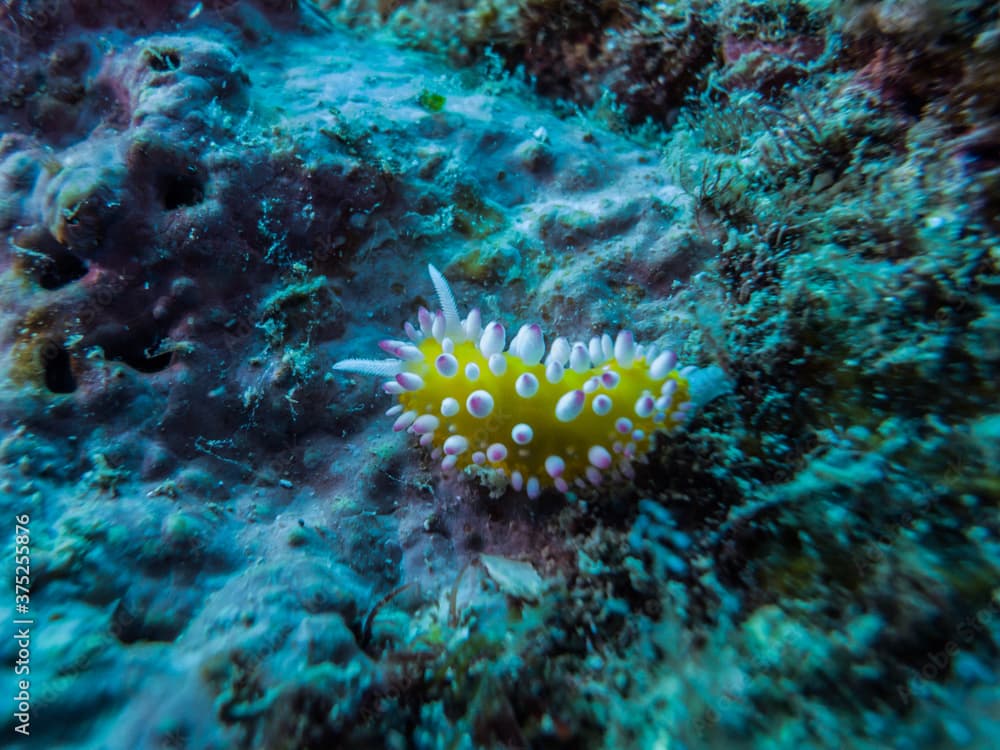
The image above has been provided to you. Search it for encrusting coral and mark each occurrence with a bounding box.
[334,265,717,498]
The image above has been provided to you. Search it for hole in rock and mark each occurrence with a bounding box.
[145,48,181,72]
[111,598,182,644]
[41,341,76,393]
[159,173,204,210]
[93,325,174,374]
[37,248,88,290]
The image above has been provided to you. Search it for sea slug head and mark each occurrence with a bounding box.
[333,264,697,499]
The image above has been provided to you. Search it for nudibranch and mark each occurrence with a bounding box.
[333,265,698,499]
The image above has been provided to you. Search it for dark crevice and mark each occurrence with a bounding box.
[37,248,88,289]
[111,597,182,644]
[41,341,76,393]
[126,349,174,373]
[143,47,181,73]
[90,324,174,373]
[158,173,205,210]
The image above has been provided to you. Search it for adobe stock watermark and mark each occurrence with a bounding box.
[897,595,1000,708]
[851,511,916,579]
[691,625,808,738]
[12,514,32,737]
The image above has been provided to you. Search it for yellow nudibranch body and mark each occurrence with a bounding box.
[333,265,696,498]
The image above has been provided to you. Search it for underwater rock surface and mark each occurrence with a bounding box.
[0,1,997,748]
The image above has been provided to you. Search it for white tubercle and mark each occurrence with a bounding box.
[463,307,482,341]
[588,445,613,470]
[378,339,408,356]
[526,476,541,499]
[486,443,507,462]
[441,397,460,417]
[472,451,486,465]
[548,337,571,366]
[634,394,655,418]
[511,423,534,445]
[441,454,458,471]
[404,321,422,343]
[614,331,636,367]
[397,344,424,361]
[441,337,455,354]
[488,353,507,376]
[443,435,469,455]
[600,371,620,389]
[544,455,566,478]
[411,414,440,434]
[555,390,585,422]
[418,307,433,337]
[479,322,505,357]
[380,339,423,361]
[589,336,604,366]
[515,373,539,398]
[466,390,494,418]
[592,394,613,415]
[395,372,425,391]
[393,410,418,431]
[511,471,524,492]
[569,343,590,373]
[465,362,480,381]
[615,417,633,434]
[545,360,564,383]
[649,350,678,379]
[435,353,459,377]
[601,333,614,362]
[386,404,404,417]
[431,311,446,342]
[519,324,545,365]
[507,325,523,358]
